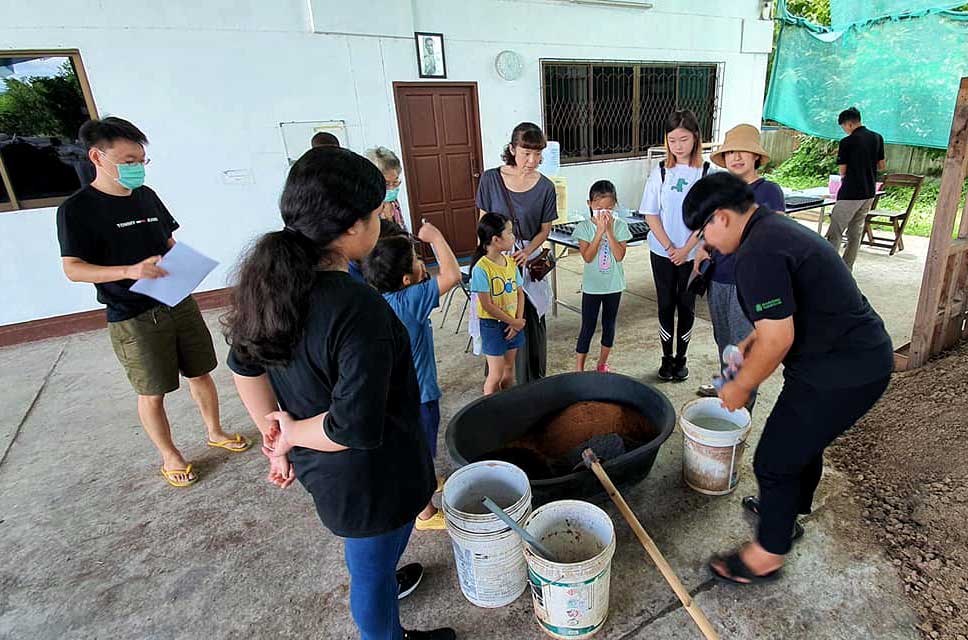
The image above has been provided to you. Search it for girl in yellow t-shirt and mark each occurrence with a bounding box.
[471,213,525,395]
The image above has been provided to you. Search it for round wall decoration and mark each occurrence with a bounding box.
[495,50,524,81]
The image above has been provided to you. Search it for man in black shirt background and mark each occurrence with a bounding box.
[825,107,886,271]
[56,117,250,488]
[683,172,893,585]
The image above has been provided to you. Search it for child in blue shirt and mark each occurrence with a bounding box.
[363,222,462,530]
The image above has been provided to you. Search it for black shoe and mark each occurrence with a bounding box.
[658,356,675,381]
[741,496,805,542]
[397,563,424,600]
[404,629,457,640]
[672,356,689,381]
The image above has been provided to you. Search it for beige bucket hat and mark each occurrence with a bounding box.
[711,124,770,168]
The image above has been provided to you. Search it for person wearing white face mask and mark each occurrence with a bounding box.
[570,180,631,373]
[56,117,250,489]
[476,122,558,383]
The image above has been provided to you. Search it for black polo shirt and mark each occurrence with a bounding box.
[228,271,435,538]
[734,207,893,388]
[837,126,884,200]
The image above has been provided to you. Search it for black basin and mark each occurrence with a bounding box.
[446,372,676,504]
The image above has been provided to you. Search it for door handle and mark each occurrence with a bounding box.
[472,172,481,178]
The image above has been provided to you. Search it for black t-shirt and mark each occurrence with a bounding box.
[734,207,893,388]
[837,126,884,200]
[227,271,435,539]
[56,185,178,322]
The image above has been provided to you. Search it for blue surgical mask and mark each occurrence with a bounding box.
[384,187,400,203]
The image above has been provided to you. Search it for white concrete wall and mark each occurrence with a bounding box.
[0,0,770,325]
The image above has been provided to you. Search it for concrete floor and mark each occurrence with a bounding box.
[0,227,927,640]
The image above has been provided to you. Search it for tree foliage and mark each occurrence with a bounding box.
[0,60,87,140]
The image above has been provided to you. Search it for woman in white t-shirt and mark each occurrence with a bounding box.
[639,110,710,382]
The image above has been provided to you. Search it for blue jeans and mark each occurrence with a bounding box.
[343,521,415,640]
[420,399,441,458]
[480,318,525,356]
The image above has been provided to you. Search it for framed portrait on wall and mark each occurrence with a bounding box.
[415,32,446,79]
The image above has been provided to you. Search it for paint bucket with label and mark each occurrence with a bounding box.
[680,398,752,495]
[442,460,532,608]
[524,500,616,638]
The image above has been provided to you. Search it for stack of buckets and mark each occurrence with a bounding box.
[442,461,616,638]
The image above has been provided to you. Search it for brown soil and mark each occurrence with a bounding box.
[829,342,968,640]
[512,400,659,459]
[482,401,660,479]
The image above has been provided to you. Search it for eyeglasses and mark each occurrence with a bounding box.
[99,150,151,166]
[696,211,716,241]
[386,178,402,189]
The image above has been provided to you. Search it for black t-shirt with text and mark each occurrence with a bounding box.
[228,271,435,539]
[734,207,893,388]
[56,185,178,322]
[837,126,884,200]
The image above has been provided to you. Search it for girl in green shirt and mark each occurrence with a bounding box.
[570,180,632,372]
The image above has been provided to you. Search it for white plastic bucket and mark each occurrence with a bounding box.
[524,500,616,639]
[680,398,752,495]
[441,460,532,608]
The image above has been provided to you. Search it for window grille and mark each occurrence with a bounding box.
[542,61,721,164]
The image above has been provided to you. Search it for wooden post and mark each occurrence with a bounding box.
[908,77,968,368]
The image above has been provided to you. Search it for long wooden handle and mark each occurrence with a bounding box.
[583,450,720,640]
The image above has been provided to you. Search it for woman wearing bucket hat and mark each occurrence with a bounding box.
[694,124,785,407]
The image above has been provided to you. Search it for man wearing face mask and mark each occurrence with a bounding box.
[681,172,893,585]
[56,117,250,489]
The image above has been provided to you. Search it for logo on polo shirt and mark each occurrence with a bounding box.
[671,178,689,193]
[755,298,783,312]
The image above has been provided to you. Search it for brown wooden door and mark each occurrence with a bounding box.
[394,82,484,259]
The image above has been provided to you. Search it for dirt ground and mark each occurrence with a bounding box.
[829,343,968,640]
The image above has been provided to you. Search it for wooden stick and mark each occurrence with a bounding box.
[582,449,720,640]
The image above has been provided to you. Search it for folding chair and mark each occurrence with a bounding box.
[439,266,472,334]
[863,174,924,255]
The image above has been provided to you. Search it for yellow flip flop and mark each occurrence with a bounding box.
[206,433,252,453]
[415,510,447,531]
[161,464,198,488]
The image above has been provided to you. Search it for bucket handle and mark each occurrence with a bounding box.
[727,441,739,489]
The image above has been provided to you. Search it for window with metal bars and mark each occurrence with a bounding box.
[542,61,720,164]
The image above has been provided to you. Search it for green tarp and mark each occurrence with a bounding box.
[764,0,968,148]
[831,0,965,29]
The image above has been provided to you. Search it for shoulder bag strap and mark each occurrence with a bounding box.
[496,170,524,248]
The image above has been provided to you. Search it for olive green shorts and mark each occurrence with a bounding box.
[108,296,218,396]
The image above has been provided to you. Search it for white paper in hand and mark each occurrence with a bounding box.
[129,242,218,307]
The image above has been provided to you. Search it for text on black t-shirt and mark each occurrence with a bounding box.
[56,185,179,322]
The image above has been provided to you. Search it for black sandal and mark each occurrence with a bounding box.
[741,496,805,541]
[709,551,782,586]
